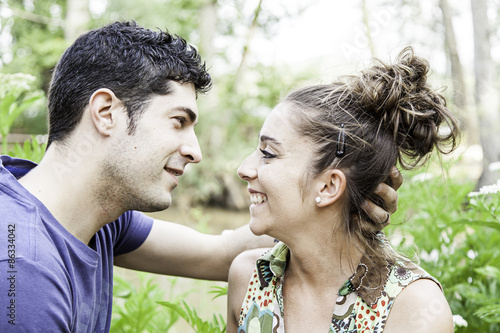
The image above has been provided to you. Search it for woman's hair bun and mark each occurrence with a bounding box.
[280,47,461,266]
[348,46,459,169]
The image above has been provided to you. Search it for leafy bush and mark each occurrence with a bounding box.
[386,164,500,332]
[111,273,189,332]
[8,135,47,163]
[111,273,226,333]
[0,73,44,155]
[158,300,226,333]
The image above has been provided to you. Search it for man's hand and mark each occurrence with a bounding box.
[363,166,403,227]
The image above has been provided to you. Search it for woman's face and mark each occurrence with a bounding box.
[237,103,318,238]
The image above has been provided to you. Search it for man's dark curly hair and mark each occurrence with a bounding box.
[47,21,211,146]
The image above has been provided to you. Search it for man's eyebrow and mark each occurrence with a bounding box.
[260,135,281,145]
[174,107,198,124]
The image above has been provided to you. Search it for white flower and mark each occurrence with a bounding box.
[466,249,477,260]
[489,161,500,171]
[411,172,434,183]
[420,249,439,263]
[452,314,468,327]
[0,73,37,98]
[468,180,500,197]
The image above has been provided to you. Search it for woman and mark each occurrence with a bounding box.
[227,47,457,333]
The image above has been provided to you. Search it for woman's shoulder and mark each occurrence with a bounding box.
[227,248,271,332]
[228,247,271,301]
[384,278,454,333]
[346,261,453,332]
[229,242,288,285]
[230,248,269,278]
[385,262,441,297]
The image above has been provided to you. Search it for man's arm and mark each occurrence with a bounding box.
[114,220,274,281]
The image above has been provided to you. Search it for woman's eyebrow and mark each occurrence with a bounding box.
[259,135,282,146]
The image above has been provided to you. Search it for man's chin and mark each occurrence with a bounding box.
[134,194,172,213]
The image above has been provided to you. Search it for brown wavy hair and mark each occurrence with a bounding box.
[283,47,459,265]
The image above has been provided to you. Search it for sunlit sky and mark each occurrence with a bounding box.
[250,0,477,75]
[0,0,486,75]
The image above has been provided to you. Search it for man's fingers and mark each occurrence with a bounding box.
[359,167,402,228]
[362,200,391,226]
[374,183,398,214]
[389,166,403,191]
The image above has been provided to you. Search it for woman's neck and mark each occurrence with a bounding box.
[284,231,365,289]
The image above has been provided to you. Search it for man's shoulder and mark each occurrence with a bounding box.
[0,157,38,217]
[0,189,63,265]
[0,186,36,214]
[0,184,39,243]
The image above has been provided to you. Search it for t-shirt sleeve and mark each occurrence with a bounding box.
[112,210,154,256]
[0,258,72,332]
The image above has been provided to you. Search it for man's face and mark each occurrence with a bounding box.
[99,81,201,213]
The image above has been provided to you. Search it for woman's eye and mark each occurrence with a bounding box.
[175,117,187,126]
[259,148,277,159]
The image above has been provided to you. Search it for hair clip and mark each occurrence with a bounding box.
[336,123,346,157]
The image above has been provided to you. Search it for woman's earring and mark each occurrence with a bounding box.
[315,197,322,204]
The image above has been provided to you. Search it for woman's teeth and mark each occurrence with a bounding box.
[250,194,268,204]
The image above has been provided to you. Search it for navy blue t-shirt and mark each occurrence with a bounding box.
[0,156,154,332]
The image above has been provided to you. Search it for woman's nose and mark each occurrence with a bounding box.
[237,152,258,181]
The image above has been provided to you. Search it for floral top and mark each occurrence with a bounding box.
[237,242,441,333]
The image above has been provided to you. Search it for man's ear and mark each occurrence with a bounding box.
[88,88,122,136]
[316,169,346,207]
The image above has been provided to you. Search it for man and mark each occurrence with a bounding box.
[0,21,399,332]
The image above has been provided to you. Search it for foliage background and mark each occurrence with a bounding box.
[1,0,500,331]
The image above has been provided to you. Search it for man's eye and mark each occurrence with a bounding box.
[259,148,277,159]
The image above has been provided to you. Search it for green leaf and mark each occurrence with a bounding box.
[9,136,47,163]
[475,304,500,323]
[208,285,228,300]
[158,300,225,333]
[111,273,181,332]
[453,219,500,231]
[475,266,500,280]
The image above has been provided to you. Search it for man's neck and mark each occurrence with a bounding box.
[18,148,123,245]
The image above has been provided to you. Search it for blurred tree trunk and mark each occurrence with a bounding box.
[197,0,248,209]
[361,0,376,58]
[439,0,470,133]
[198,0,219,115]
[228,0,266,209]
[199,0,217,65]
[471,0,500,188]
[233,0,263,94]
[65,0,90,42]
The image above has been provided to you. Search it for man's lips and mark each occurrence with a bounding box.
[164,167,183,185]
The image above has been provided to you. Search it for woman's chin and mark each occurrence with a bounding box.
[249,220,269,236]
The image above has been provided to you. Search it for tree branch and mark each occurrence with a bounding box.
[0,4,61,27]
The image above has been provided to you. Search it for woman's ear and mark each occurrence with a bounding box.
[88,88,122,136]
[316,169,346,207]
